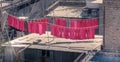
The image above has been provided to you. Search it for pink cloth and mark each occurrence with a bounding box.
[38,22,43,35]
[69,28,75,39]
[63,27,69,39]
[19,20,25,31]
[28,21,32,33]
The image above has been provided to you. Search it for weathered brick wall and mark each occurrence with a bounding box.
[104,0,120,51]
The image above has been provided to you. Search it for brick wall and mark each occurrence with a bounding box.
[104,0,120,52]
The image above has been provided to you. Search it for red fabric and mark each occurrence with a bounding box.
[16,19,20,29]
[89,28,95,39]
[63,27,69,39]
[28,21,32,33]
[38,22,43,35]
[13,18,18,29]
[53,18,66,38]
[53,25,58,36]
[19,20,25,31]
[41,18,48,33]
[51,24,57,36]
[69,28,75,39]
[32,21,37,33]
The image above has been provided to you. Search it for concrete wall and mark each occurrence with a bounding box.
[104,0,120,52]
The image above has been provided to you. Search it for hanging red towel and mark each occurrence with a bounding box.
[63,27,69,39]
[38,22,43,35]
[81,20,87,39]
[85,19,90,39]
[70,20,77,27]
[13,18,18,29]
[51,24,57,36]
[89,28,95,39]
[60,18,66,26]
[16,19,20,29]
[32,21,37,33]
[41,18,48,33]
[28,21,32,33]
[69,28,75,39]
[53,25,58,37]
[19,20,25,31]
[55,18,60,25]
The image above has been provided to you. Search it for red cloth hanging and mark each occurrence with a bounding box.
[38,22,43,35]
[32,21,37,33]
[55,18,60,25]
[63,27,69,39]
[89,28,95,39]
[28,21,32,33]
[19,20,25,31]
[85,19,90,39]
[53,25,58,37]
[41,18,48,33]
[69,28,75,39]
[13,18,18,29]
[80,20,85,39]
[16,19,20,29]
[70,20,78,39]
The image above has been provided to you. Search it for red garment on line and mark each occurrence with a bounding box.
[19,20,25,31]
[37,22,43,35]
[63,27,69,39]
[41,18,48,34]
[28,21,32,33]
[52,25,58,36]
[13,18,18,29]
[69,28,75,39]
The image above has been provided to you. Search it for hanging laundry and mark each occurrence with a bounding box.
[51,25,58,36]
[69,28,75,39]
[19,20,25,31]
[63,27,69,39]
[28,21,32,33]
[55,18,66,26]
[37,22,43,35]
[13,18,18,29]
[70,20,77,28]
[41,18,48,33]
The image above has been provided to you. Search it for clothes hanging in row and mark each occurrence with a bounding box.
[51,25,96,40]
[8,15,25,31]
[8,15,98,40]
[51,18,66,37]
[51,18,98,40]
[27,18,48,35]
